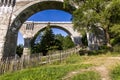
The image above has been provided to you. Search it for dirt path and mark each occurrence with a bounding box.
[62,57,120,80]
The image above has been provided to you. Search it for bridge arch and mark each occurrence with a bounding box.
[20,21,81,49]
[33,25,72,37]
[11,0,76,31]
[2,0,81,57]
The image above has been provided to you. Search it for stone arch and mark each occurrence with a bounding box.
[32,25,72,44]
[33,25,72,37]
[10,0,76,31]
[2,0,79,57]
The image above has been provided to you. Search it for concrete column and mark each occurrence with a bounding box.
[23,38,31,55]
[0,27,8,59]
[71,36,81,46]
[0,13,14,59]
[86,32,98,50]
[3,29,18,58]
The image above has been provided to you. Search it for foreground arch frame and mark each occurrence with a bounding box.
[0,0,81,58]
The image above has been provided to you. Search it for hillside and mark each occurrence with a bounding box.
[0,53,120,80]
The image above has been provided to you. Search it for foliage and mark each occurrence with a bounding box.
[72,71,101,80]
[107,0,120,24]
[111,65,120,80]
[64,0,120,49]
[113,45,120,53]
[62,36,75,49]
[31,25,74,55]
[81,32,88,46]
[30,30,42,53]
[110,24,120,46]
[16,44,23,57]
[40,25,57,55]
[55,34,75,50]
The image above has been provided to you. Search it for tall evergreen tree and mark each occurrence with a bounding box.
[40,23,55,55]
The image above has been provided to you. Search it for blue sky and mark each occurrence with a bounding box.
[27,10,72,21]
[17,9,72,45]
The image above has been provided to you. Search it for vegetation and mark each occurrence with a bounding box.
[55,34,75,50]
[0,56,91,80]
[16,44,23,57]
[0,52,120,80]
[31,24,75,55]
[111,65,120,80]
[72,71,101,80]
[64,0,120,50]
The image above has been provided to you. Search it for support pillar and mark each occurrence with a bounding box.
[86,32,98,50]
[23,38,31,56]
[71,36,82,46]
[0,13,18,59]
[0,25,8,59]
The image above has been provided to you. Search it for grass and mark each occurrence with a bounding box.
[111,65,120,80]
[0,64,91,80]
[71,71,101,80]
[0,52,120,80]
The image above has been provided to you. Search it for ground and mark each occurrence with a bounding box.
[62,55,120,80]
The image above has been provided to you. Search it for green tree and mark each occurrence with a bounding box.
[110,24,120,46]
[64,0,120,50]
[55,34,75,50]
[40,24,55,55]
[63,36,75,49]
[16,44,23,57]
[104,0,120,47]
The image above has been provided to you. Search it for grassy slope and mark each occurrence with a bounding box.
[0,54,92,80]
[71,71,101,80]
[0,52,120,80]
[111,65,120,80]
[0,64,91,80]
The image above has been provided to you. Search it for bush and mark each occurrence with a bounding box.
[113,44,120,53]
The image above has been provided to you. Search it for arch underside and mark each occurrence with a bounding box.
[34,25,72,36]
[11,1,75,31]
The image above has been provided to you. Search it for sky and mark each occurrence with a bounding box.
[17,9,72,45]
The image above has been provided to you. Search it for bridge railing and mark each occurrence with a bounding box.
[0,46,80,75]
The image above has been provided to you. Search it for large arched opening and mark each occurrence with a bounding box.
[3,0,80,57]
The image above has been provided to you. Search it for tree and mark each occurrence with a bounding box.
[104,0,120,47]
[16,44,23,57]
[55,34,75,50]
[71,0,106,50]
[63,36,75,49]
[39,23,55,55]
[110,24,120,46]
[64,0,120,50]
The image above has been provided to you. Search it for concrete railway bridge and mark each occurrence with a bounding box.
[0,0,82,58]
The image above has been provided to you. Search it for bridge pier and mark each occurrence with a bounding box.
[0,25,8,59]
[71,36,82,46]
[0,13,18,59]
[23,37,31,56]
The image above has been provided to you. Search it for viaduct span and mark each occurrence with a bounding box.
[20,21,81,55]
